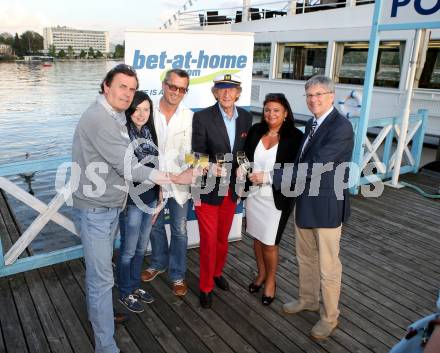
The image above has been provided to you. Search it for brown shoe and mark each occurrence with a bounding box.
[114,312,129,324]
[172,279,187,296]
[141,268,165,282]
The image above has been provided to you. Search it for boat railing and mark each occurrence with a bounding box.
[174,0,375,29]
[348,109,428,193]
[0,156,83,277]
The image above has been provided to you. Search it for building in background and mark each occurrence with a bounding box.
[43,26,109,56]
[0,44,13,56]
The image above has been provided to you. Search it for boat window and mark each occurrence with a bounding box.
[418,40,440,89]
[276,42,327,81]
[253,43,271,78]
[333,41,404,88]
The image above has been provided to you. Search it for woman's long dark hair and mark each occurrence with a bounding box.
[125,91,158,146]
[260,93,296,137]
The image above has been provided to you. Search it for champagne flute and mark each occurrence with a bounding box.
[216,152,227,184]
[194,152,209,187]
[184,151,195,168]
[236,151,251,181]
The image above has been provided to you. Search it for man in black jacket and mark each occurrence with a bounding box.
[192,74,252,308]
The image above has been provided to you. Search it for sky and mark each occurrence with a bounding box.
[0,0,245,43]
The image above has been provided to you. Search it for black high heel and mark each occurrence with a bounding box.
[261,285,276,306]
[248,281,264,294]
[261,294,275,306]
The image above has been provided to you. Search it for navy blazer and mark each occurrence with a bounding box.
[244,122,303,211]
[192,103,253,205]
[273,107,354,228]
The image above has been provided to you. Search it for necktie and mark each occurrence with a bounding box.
[309,120,318,140]
[299,120,317,161]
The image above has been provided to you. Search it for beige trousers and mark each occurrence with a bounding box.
[295,224,342,323]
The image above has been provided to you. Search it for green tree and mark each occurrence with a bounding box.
[79,49,87,58]
[96,50,103,58]
[88,47,94,58]
[48,45,56,57]
[58,49,66,58]
[113,43,124,58]
[0,32,13,44]
[67,45,75,58]
[20,31,43,54]
[12,33,23,57]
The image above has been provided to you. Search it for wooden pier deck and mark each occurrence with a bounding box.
[0,171,439,353]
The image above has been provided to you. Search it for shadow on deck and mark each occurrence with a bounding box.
[0,171,439,353]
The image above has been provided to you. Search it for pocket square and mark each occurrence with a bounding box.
[240,132,247,138]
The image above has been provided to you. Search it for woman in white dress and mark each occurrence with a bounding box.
[244,93,303,305]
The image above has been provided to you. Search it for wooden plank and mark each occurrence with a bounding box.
[281,224,435,320]
[112,285,166,353]
[146,276,212,353]
[52,262,92,337]
[183,261,285,353]
[0,277,29,353]
[38,265,94,353]
[149,272,235,353]
[9,273,51,353]
[234,236,408,340]
[173,270,261,353]
[24,269,74,353]
[225,239,381,353]
[68,259,144,353]
[186,252,310,353]
[198,253,351,353]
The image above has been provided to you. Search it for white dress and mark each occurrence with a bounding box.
[246,140,282,246]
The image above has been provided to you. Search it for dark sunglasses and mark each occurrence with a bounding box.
[165,81,188,94]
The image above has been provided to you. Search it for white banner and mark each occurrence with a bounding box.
[124,30,254,109]
[380,0,440,25]
[124,30,254,246]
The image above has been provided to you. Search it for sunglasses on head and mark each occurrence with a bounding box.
[165,81,188,94]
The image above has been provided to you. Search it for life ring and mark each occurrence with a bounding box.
[338,90,362,118]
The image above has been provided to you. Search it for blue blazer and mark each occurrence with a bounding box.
[273,107,354,228]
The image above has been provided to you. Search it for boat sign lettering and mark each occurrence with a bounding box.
[132,50,248,71]
[391,0,440,17]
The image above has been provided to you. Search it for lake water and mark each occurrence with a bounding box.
[0,60,122,253]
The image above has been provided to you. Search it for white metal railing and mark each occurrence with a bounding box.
[174,0,375,29]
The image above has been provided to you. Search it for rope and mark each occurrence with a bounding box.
[400,181,440,199]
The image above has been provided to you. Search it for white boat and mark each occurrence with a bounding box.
[175,0,440,146]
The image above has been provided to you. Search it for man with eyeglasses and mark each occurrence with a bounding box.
[141,69,193,297]
[72,64,194,353]
[250,75,354,339]
[277,75,354,340]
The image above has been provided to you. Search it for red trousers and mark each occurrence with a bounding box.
[195,192,237,292]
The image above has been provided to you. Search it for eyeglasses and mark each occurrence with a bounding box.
[165,82,188,94]
[304,91,333,99]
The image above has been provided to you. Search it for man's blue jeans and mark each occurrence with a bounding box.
[150,198,188,282]
[77,207,120,353]
[117,201,156,298]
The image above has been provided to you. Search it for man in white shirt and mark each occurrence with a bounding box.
[141,69,193,296]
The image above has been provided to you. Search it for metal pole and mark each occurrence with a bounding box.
[243,0,251,22]
[350,0,383,194]
[390,29,422,186]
